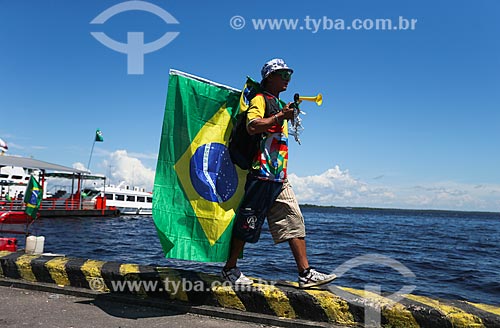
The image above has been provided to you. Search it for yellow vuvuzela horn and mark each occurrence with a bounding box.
[298,94,323,106]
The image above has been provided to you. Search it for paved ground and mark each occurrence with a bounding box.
[0,285,278,328]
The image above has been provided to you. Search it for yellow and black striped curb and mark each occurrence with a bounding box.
[1,251,498,327]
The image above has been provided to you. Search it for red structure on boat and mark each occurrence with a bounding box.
[0,211,34,224]
[0,211,35,251]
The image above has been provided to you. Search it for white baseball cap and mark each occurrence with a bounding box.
[261,58,293,80]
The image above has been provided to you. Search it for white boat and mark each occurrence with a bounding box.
[0,165,46,200]
[0,155,93,215]
[1,154,152,216]
[82,182,153,215]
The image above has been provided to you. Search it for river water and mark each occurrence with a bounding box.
[14,207,500,305]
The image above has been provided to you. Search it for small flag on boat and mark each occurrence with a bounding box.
[95,129,104,142]
[153,70,246,262]
[24,176,43,219]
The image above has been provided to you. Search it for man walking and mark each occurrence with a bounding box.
[221,59,336,288]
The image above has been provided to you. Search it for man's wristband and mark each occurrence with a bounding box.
[273,114,280,124]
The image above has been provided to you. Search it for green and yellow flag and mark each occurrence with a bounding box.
[153,70,247,262]
[24,175,43,218]
[95,129,104,142]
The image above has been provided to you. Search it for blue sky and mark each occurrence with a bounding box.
[1,0,499,211]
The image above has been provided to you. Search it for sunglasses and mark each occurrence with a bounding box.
[274,70,292,81]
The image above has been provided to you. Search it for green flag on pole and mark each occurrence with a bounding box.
[95,129,104,142]
[153,70,247,262]
[24,175,43,218]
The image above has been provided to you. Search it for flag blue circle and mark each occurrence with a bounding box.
[190,143,238,203]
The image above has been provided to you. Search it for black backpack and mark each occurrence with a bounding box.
[228,110,261,170]
[229,77,281,170]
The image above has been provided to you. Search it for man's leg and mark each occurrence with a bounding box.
[268,182,336,287]
[221,178,282,285]
[227,178,282,269]
[224,237,246,269]
[220,236,252,285]
[289,237,336,287]
[267,182,309,272]
[288,237,309,272]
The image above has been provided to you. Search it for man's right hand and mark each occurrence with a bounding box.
[282,102,298,120]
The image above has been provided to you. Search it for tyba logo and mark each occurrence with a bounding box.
[90,1,180,75]
[329,254,417,327]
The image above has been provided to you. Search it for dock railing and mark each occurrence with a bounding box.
[0,197,84,212]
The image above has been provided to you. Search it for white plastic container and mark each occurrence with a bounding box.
[25,236,45,254]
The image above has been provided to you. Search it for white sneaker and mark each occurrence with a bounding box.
[220,267,253,285]
[298,268,336,288]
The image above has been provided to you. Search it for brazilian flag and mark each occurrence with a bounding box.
[24,175,43,219]
[153,70,247,262]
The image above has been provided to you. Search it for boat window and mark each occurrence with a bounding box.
[0,174,8,178]
[127,195,135,202]
[147,197,152,203]
[82,189,100,198]
[105,193,113,200]
[116,194,125,201]
[11,175,23,180]
[137,196,145,202]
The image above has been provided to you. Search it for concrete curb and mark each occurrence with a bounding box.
[1,251,499,328]
[0,278,334,328]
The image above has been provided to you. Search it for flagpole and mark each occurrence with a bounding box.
[84,137,96,193]
[88,129,103,172]
[87,140,96,172]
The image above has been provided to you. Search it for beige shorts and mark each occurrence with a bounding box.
[267,181,306,243]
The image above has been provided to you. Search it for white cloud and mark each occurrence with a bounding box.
[72,162,87,171]
[72,150,155,191]
[4,142,24,150]
[128,152,158,160]
[102,150,155,191]
[289,165,500,212]
[31,145,48,150]
[288,165,396,207]
[401,183,500,211]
